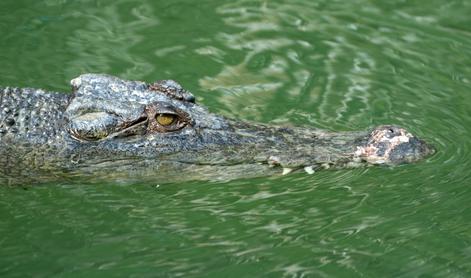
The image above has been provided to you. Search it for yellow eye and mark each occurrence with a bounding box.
[156,114,176,126]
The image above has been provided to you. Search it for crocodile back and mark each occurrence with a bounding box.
[0,87,71,183]
[0,87,70,141]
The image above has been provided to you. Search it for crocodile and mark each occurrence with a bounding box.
[0,74,434,184]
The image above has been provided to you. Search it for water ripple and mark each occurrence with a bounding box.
[2,0,471,276]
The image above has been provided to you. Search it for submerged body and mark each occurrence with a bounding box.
[0,74,434,184]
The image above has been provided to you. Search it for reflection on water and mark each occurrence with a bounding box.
[1,0,471,276]
[65,2,160,79]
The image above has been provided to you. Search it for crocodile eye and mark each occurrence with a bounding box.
[156,114,176,126]
[145,102,191,133]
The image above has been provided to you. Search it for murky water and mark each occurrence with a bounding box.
[1,0,471,276]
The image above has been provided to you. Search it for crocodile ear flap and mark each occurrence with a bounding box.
[67,112,119,141]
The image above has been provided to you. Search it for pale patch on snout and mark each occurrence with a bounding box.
[354,126,415,165]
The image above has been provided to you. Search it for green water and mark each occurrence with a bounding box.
[1,0,471,276]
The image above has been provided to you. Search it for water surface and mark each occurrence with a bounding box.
[1,0,471,276]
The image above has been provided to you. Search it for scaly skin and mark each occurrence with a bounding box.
[0,74,434,184]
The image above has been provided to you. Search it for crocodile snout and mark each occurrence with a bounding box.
[355,125,434,165]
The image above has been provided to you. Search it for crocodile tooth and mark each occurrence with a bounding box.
[304,166,315,175]
[282,168,293,175]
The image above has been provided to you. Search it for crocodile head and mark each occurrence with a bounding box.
[62,74,433,180]
[65,74,241,163]
[67,75,219,139]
